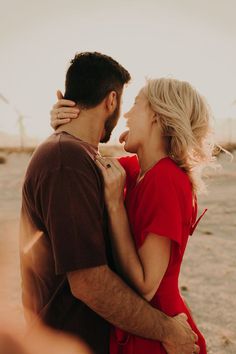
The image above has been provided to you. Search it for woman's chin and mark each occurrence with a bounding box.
[123,144,130,152]
[123,140,137,154]
[119,131,137,153]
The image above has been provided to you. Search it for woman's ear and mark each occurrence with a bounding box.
[106,91,117,113]
[151,112,159,124]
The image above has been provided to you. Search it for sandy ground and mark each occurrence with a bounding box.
[0,150,235,353]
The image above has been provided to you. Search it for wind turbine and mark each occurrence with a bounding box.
[227,99,236,143]
[0,93,27,150]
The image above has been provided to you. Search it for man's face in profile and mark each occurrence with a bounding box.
[100,93,121,143]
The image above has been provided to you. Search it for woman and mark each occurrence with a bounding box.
[50,78,213,353]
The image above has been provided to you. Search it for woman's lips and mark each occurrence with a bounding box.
[119,130,129,144]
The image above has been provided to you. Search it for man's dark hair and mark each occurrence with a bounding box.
[64,52,131,108]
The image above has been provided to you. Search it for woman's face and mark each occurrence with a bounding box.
[120,88,156,153]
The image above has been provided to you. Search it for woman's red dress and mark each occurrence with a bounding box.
[110,155,207,354]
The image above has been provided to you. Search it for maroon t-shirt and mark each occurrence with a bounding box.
[20,132,113,354]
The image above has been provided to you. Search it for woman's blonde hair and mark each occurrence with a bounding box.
[144,78,215,194]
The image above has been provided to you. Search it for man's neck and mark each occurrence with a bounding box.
[56,110,104,148]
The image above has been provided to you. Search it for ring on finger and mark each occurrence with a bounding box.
[95,156,109,168]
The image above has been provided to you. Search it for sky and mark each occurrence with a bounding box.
[0,0,236,144]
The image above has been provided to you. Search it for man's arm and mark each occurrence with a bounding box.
[68,265,199,354]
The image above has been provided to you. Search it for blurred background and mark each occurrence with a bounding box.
[1,0,236,147]
[0,1,236,353]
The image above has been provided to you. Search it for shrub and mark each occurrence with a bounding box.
[0,156,7,164]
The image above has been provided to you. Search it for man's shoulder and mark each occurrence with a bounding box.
[26,133,96,180]
[37,132,87,156]
[57,132,91,162]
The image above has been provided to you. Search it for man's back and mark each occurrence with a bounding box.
[20,132,111,354]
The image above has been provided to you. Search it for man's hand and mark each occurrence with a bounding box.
[50,90,80,130]
[163,313,200,354]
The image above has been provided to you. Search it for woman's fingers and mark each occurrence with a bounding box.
[60,114,77,119]
[56,90,63,100]
[95,157,116,178]
[94,158,109,178]
[51,118,71,129]
[56,112,79,119]
[53,99,76,109]
[50,107,80,129]
[95,156,110,169]
[97,157,125,179]
[95,157,125,206]
[50,92,78,130]
[95,157,112,174]
[54,107,80,115]
[107,157,126,175]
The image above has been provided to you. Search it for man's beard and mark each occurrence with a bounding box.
[100,104,120,143]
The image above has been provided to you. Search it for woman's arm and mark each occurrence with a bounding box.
[95,157,171,301]
[108,202,171,301]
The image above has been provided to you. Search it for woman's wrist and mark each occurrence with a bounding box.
[106,200,125,213]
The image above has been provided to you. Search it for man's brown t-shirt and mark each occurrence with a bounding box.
[20,132,113,354]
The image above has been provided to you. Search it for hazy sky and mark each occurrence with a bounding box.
[1,0,236,143]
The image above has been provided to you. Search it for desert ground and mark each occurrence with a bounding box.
[0,147,235,353]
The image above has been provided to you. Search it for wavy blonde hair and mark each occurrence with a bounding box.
[144,78,215,194]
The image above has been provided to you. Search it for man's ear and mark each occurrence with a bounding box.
[105,91,117,113]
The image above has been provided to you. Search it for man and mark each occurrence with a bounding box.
[20,52,199,354]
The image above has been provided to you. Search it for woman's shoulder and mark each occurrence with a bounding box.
[152,157,190,182]
[147,157,192,196]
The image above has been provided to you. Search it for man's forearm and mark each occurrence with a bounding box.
[68,265,171,342]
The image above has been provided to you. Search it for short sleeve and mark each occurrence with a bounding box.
[137,169,182,249]
[118,155,138,173]
[39,164,107,275]
[118,155,139,188]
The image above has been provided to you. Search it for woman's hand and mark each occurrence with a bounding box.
[50,90,80,130]
[95,156,126,209]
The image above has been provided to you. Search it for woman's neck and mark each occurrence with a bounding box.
[137,144,168,178]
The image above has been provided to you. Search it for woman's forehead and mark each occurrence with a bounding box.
[136,87,146,100]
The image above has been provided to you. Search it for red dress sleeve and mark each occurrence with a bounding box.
[137,166,182,249]
[117,155,138,174]
[117,155,139,188]
[190,195,208,235]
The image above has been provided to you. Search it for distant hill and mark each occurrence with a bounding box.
[214,118,236,143]
[0,131,40,148]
